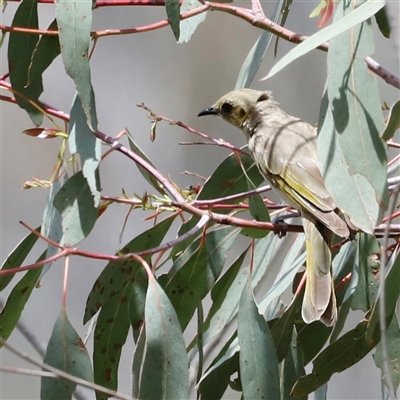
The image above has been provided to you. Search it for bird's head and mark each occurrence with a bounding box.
[198,89,273,134]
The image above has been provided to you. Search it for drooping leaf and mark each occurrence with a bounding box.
[274,0,294,56]
[69,94,101,207]
[169,225,238,277]
[54,0,97,128]
[381,100,400,141]
[197,333,239,398]
[235,31,272,90]
[296,321,332,365]
[41,311,93,400]
[84,216,175,323]
[317,0,388,234]
[8,0,43,125]
[241,180,270,238]
[198,233,279,350]
[168,216,203,261]
[178,0,207,44]
[329,296,352,343]
[351,233,380,312]
[375,6,391,38]
[0,227,40,291]
[292,321,379,397]
[196,148,264,208]
[166,226,240,329]
[127,129,166,195]
[28,19,61,88]
[280,329,306,400]
[53,171,99,246]
[263,0,385,81]
[89,219,173,397]
[203,248,248,334]
[165,244,209,330]
[92,267,147,399]
[374,315,400,393]
[0,251,45,345]
[165,0,180,41]
[366,249,400,342]
[238,275,280,399]
[259,234,306,313]
[270,296,301,362]
[41,173,68,275]
[134,279,189,399]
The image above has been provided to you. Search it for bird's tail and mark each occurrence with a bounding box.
[301,216,337,327]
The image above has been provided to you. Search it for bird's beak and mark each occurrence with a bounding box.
[198,107,219,117]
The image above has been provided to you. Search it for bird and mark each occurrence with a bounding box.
[198,88,351,326]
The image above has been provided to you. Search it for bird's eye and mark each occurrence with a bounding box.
[221,102,233,114]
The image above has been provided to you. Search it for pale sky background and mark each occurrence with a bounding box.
[1,1,399,399]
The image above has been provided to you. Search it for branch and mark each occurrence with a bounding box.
[1,1,398,88]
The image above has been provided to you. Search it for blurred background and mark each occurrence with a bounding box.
[1,1,399,399]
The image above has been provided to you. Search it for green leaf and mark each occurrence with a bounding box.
[271,297,301,362]
[273,0,294,57]
[197,333,239,399]
[292,321,379,397]
[329,296,352,343]
[205,248,247,328]
[0,228,40,291]
[366,250,400,342]
[53,171,98,246]
[381,100,400,141]
[198,233,279,349]
[169,216,201,261]
[41,173,68,275]
[0,252,44,345]
[374,315,400,393]
[238,275,280,399]
[375,6,391,38]
[169,225,238,277]
[132,327,146,395]
[93,291,131,399]
[351,233,380,312]
[92,267,147,398]
[8,0,43,125]
[178,0,207,44]
[263,0,385,81]
[296,321,331,365]
[84,216,175,323]
[241,180,270,238]
[197,148,264,208]
[280,329,306,400]
[235,31,271,90]
[317,1,388,234]
[259,234,306,313]
[165,244,208,330]
[54,0,97,128]
[127,130,166,195]
[165,0,180,41]
[166,226,240,329]
[69,94,101,207]
[134,279,189,399]
[41,311,93,400]
[28,19,61,88]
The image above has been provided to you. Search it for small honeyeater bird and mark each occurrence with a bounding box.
[198,88,351,326]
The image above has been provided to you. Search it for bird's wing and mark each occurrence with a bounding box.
[252,117,336,212]
[250,116,350,238]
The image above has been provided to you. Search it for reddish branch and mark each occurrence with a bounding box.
[2,1,399,89]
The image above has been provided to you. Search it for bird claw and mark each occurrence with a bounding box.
[274,218,288,238]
